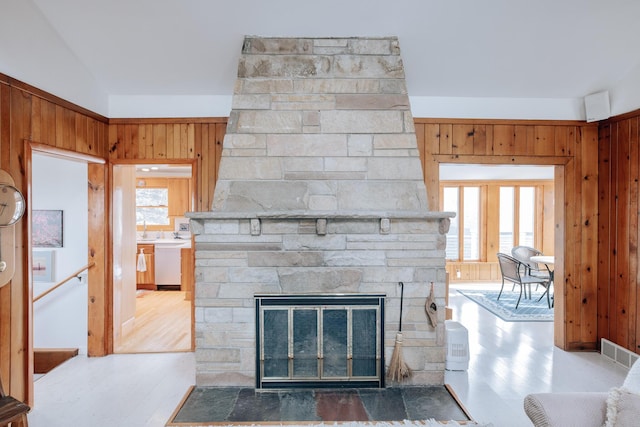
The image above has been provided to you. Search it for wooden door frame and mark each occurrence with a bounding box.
[433,155,568,346]
[25,141,110,373]
[110,158,197,352]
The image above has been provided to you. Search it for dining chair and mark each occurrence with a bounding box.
[511,246,551,281]
[497,253,553,309]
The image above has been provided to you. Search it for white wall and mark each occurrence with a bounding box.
[610,61,640,117]
[32,154,88,354]
[0,0,108,115]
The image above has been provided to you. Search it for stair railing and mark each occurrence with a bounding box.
[33,262,95,302]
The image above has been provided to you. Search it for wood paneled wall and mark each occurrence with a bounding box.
[415,118,599,351]
[0,69,634,407]
[0,74,109,403]
[108,119,226,211]
[598,111,640,355]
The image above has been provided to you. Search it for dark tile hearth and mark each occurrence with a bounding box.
[169,386,472,425]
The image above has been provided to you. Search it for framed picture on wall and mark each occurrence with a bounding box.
[32,250,55,282]
[32,210,63,248]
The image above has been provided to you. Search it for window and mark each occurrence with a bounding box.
[500,186,536,254]
[441,181,549,263]
[519,187,535,247]
[443,187,459,260]
[136,188,169,225]
[463,187,480,260]
[442,186,481,261]
[499,187,514,253]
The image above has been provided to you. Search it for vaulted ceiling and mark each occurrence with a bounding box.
[5,0,640,119]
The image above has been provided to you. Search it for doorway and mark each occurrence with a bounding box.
[439,162,563,344]
[440,164,555,279]
[112,162,195,353]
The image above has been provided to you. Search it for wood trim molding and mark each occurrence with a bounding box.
[109,117,228,125]
[27,141,106,164]
[0,73,108,123]
[433,154,571,165]
[415,117,597,127]
[600,107,640,124]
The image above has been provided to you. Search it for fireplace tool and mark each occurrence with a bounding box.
[387,281,411,382]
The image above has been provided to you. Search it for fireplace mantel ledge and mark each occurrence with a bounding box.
[186,210,455,220]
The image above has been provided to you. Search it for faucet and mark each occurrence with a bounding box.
[141,220,148,239]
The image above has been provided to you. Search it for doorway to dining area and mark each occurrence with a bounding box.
[440,164,556,325]
[440,164,555,282]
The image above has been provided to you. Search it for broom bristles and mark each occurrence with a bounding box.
[387,332,411,382]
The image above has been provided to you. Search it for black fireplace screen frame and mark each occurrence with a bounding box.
[255,294,385,389]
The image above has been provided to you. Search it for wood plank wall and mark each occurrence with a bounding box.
[1,70,635,406]
[598,111,640,355]
[108,118,226,212]
[0,73,108,403]
[415,118,599,351]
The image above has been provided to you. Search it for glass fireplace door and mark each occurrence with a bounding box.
[256,294,384,388]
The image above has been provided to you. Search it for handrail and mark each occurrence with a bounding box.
[33,262,95,302]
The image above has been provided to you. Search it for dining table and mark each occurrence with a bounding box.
[530,255,554,307]
[530,255,554,266]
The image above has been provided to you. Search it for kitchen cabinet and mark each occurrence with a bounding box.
[168,178,190,217]
[136,244,156,290]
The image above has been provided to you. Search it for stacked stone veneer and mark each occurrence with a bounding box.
[187,36,453,387]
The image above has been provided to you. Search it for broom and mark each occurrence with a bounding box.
[387,281,411,382]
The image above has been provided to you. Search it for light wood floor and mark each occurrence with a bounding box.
[29,282,630,427]
[115,290,191,353]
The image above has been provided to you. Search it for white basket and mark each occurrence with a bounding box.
[445,320,469,371]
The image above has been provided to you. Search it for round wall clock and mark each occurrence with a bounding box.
[0,183,25,226]
[0,171,25,286]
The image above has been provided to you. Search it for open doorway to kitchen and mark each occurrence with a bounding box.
[112,161,195,353]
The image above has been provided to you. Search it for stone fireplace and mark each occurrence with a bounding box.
[187,36,452,388]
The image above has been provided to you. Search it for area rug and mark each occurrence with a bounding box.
[166,386,490,426]
[457,289,553,322]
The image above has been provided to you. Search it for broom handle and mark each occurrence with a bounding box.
[399,281,404,332]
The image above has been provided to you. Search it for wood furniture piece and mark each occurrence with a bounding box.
[0,378,29,427]
[136,244,156,290]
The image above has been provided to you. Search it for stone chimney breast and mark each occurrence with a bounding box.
[187,37,453,388]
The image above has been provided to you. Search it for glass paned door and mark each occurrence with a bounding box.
[352,309,377,377]
[322,309,348,377]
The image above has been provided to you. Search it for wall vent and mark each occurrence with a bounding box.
[601,338,639,368]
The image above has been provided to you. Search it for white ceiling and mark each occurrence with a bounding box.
[24,1,640,101]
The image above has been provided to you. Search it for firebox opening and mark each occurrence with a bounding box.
[256,294,385,389]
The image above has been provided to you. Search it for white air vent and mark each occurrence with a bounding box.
[601,338,639,368]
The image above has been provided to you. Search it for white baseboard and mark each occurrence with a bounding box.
[601,338,639,368]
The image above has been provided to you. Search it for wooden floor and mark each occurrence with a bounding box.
[28,282,630,427]
[115,290,191,353]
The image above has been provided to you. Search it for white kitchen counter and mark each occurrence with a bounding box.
[136,238,191,248]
